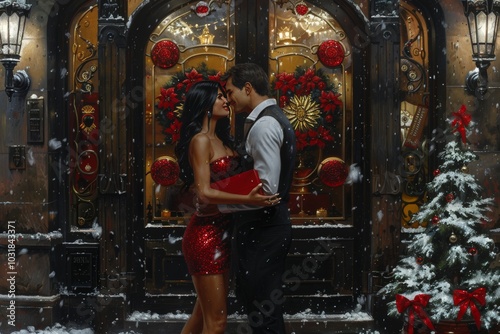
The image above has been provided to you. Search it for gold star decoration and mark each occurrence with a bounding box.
[283,94,321,132]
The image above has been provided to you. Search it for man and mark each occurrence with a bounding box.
[219,63,296,333]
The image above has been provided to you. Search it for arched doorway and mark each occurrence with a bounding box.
[127,0,371,320]
[45,0,449,330]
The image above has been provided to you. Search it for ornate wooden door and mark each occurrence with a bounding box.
[126,0,370,317]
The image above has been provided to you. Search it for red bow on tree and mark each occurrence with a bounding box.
[451,105,472,143]
[396,294,436,334]
[453,287,486,330]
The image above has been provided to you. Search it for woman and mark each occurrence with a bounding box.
[175,80,279,334]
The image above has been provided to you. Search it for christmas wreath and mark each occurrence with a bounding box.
[272,67,342,151]
[156,63,223,144]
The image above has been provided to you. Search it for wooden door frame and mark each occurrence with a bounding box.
[126,0,372,310]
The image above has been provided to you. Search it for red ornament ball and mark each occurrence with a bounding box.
[151,40,180,69]
[468,247,477,255]
[317,40,345,68]
[433,169,440,177]
[318,157,349,187]
[416,256,424,265]
[446,193,455,203]
[431,215,440,225]
[150,156,180,186]
[295,2,309,16]
[480,218,489,226]
[194,1,210,17]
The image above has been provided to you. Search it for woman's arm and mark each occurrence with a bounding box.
[189,134,279,206]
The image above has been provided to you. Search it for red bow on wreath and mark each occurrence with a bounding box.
[451,105,472,144]
[453,287,486,330]
[396,294,435,334]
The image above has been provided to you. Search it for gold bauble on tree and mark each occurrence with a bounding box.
[449,232,458,243]
[461,165,469,173]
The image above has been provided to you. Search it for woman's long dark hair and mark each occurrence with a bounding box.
[175,80,235,188]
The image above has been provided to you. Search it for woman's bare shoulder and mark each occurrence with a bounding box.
[190,133,211,147]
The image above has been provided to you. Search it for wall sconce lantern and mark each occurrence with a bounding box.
[462,0,500,99]
[0,0,32,101]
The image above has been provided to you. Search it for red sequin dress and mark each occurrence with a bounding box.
[182,156,244,276]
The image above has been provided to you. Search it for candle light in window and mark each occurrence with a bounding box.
[316,207,327,217]
[162,209,171,218]
[278,26,296,45]
[198,25,214,45]
[299,14,324,33]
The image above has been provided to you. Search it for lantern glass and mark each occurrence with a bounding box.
[468,11,499,60]
[463,0,500,98]
[0,0,32,100]
[0,11,25,56]
[0,0,31,58]
[464,0,500,61]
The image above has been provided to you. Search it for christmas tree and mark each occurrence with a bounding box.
[380,105,500,332]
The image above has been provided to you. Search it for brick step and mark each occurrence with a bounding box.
[124,313,376,334]
[134,294,356,315]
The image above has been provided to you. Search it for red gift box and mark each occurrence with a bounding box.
[210,169,262,195]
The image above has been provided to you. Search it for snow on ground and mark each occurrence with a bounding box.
[11,323,95,334]
[9,310,380,334]
[11,327,380,334]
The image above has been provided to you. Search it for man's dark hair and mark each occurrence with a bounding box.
[222,63,270,96]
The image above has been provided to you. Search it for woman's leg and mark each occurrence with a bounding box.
[191,272,229,334]
[181,297,203,334]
